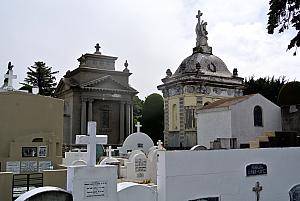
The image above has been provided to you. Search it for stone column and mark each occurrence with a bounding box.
[81,99,87,134]
[125,103,131,136]
[130,104,134,133]
[88,99,94,121]
[119,102,125,143]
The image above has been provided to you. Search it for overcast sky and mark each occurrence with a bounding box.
[1,0,299,99]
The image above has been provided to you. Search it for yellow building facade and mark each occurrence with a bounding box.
[0,91,63,172]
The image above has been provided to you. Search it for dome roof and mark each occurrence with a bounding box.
[173,52,233,78]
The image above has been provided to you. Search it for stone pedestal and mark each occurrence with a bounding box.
[67,165,117,201]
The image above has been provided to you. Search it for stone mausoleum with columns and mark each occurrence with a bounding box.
[55,44,138,145]
[158,11,244,148]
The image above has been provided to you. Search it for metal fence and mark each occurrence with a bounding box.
[12,173,43,200]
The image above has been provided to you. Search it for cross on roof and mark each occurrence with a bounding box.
[196,10,203,23]
[252,181,263,201]
[76,121,107,166]
[95,43,101,54]
[135,122,142,132]
[4,69,17,90]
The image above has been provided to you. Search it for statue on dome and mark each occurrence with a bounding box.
[195,10,208,47]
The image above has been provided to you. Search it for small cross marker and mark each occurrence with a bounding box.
[252,181,263,201]
[135,122,142,132]
[157,140,165,150]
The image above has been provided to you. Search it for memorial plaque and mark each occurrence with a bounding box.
[38,146,47,157]
[6,161,20,173]
[246,163,267,176]
[38,161,52,172]
[21,161,38,173]
[84,181,107,198]
[135,158,147,178]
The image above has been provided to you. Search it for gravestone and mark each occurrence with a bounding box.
[289,184,300,201]
[124,151,148,181]
[15,186,72,201]
[118,122,154,156]
[117,182,157,201]
[67,121,118,201]
[147,146,158,183]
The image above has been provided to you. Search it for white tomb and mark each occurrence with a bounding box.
[67,121,117,201]
[117,182,157,201]
[118,122,154,156]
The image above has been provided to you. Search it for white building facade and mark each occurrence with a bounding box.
[197,94,282,148]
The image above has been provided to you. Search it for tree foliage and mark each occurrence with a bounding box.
[267,0,300,55]
[20,61,58,96]
[133,95,144,126]
[244,76,287,104]
[141,93,164,143]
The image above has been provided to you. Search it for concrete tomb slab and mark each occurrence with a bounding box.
[15,186,72,201]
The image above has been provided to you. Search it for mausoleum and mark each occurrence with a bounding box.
[55,44,138,145]
[157,11,244,148]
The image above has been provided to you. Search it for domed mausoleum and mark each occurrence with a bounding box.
[157,10,244,148]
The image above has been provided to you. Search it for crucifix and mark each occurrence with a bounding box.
[196,10,203,24]
[94,43,101,54]
[252,181,263,201]
[135,122,142,132]
[157,140,164,150]
[76,121,108,166]
[4,68,17,90]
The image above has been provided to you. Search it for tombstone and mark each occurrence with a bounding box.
[118,122,154,156]
[124,151,148,181]
[147,146,159,184]
[290,184,300,201]
[62,149,89,166]
[117,182,157,201]
[190,145,207,151]
[67,121,118,201]
[15,186,72,201]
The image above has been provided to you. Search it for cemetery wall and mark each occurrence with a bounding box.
[0,92,64,171]
[158,148,300,201]
[43,169,67,190]
[0,172,13,201]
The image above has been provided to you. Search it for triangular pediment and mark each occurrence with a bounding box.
[80,75,136,92]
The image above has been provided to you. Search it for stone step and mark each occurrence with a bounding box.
[249,141,259,149]
[257,135,269,142]
[264,131,276,137]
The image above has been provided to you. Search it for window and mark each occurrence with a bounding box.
[185,107,196,129]
[101,109,110,128]
[172,104,178,130]
[254,105,263,127]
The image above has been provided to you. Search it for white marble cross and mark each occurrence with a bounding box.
[4,69,17,90]
[135,122,142,132]
[106,145,113,158]
[157,140,164,150]
[76,121,107,166]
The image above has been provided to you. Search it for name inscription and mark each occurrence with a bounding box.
[84,181,107,198]
[246,163,267,177]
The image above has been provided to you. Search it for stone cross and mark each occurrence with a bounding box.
[4,69,17,90]
[157,140,164,150]
[252,181,263,201]
[196,10,203,23]
[135,122,142,132]
[76,121,107,166]
[95,43,101,53]
[106,145,113,158]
